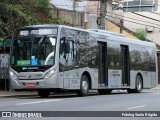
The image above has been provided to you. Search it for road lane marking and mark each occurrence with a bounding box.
[153,93,160,95]
[15,99,62,106]
[126,105,147,110]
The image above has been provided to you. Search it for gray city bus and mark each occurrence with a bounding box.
[9,24,158,97]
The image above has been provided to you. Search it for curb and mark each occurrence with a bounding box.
[0,91,38,98]
[0,94,38,98]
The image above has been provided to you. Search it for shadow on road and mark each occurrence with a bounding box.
[1,90,153,99]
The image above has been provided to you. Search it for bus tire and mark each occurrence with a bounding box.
[134,75,142,93]
[37,90,50,98]
[77,75,89,97]
[127,75,142,93]
[98,89,112,95]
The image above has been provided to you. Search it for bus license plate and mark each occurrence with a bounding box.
[26,83,36,87]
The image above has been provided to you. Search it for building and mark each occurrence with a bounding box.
[111,0,160,84]
[85,1,99,29]
[110,0,160,45]
[85,0,136,39]
[49,0,86,27]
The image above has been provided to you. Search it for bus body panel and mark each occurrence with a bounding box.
[9,67,59,90]
[78,67,99,89]
[108,69,122,88]
[63,69,80,89]
[130,71,157,89]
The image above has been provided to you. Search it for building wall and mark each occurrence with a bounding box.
[86,1,99,29]
[51,5,84,27]
[85,0,137,39]
[123,12,160,44]
[108,0,160,45]
[86,0,114,29]
[120,0,160,44]
[86,1,99,17]
[106,21,138,39]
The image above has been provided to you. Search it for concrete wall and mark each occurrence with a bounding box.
[121,0,160,44]
[85,1,99,29]
[51,5,85,27]
[123,12,160,44]
[86,0,114,29]
[106,21,138,39]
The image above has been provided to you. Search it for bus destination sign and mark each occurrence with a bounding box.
[17,28,57,36]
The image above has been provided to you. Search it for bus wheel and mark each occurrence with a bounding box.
[98,89,112,95]
[37,90,50,98]
[134,75,142,93]
[127,75,142,93]
[77,75,89,97]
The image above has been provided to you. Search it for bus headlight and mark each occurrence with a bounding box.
[10,71,17,80]
[45,70,55,79]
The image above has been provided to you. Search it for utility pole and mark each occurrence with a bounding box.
[99,0,107,30]
[145,26,148,41]
[120,19,123,33]
[73,0,77,27]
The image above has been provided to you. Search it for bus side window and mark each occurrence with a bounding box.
[59,37,74,71]
[60,37,71,58]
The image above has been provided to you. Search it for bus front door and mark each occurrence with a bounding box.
[121,45,130,86]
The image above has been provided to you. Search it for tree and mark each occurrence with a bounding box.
[0,0,63,38]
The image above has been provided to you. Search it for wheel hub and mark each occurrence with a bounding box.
[82,80,88,93]
[137,77,142,90]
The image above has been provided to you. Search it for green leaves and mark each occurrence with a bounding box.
[0,3,31,37]
[0,0,59,38]
[135,28,145,41]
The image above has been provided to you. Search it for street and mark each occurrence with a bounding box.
[0,89,160,120]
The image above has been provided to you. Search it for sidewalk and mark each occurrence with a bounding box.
[147,84,160,91]
[0,84,160,98]
[0,90,37,98]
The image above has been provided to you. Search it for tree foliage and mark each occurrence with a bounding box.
[0,0,62,38]
[135,28,145,41]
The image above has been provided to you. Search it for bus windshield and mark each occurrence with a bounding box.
[11,36,56,66]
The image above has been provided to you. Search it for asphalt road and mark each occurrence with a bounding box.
[0,90,160,120]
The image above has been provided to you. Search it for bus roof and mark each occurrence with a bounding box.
[16,24,156,48]
[88,29,125,37]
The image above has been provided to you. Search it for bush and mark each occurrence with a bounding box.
[135,28,145,41]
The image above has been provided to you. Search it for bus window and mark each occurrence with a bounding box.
[141,47,149,71]
[44,37,56,65]
[149,49,156,71]
[60,37,71,58]
[108,42,121,69]
[12,39,31,66]
[59,39,75,71]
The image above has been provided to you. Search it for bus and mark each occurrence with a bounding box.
[9,24,158,97]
